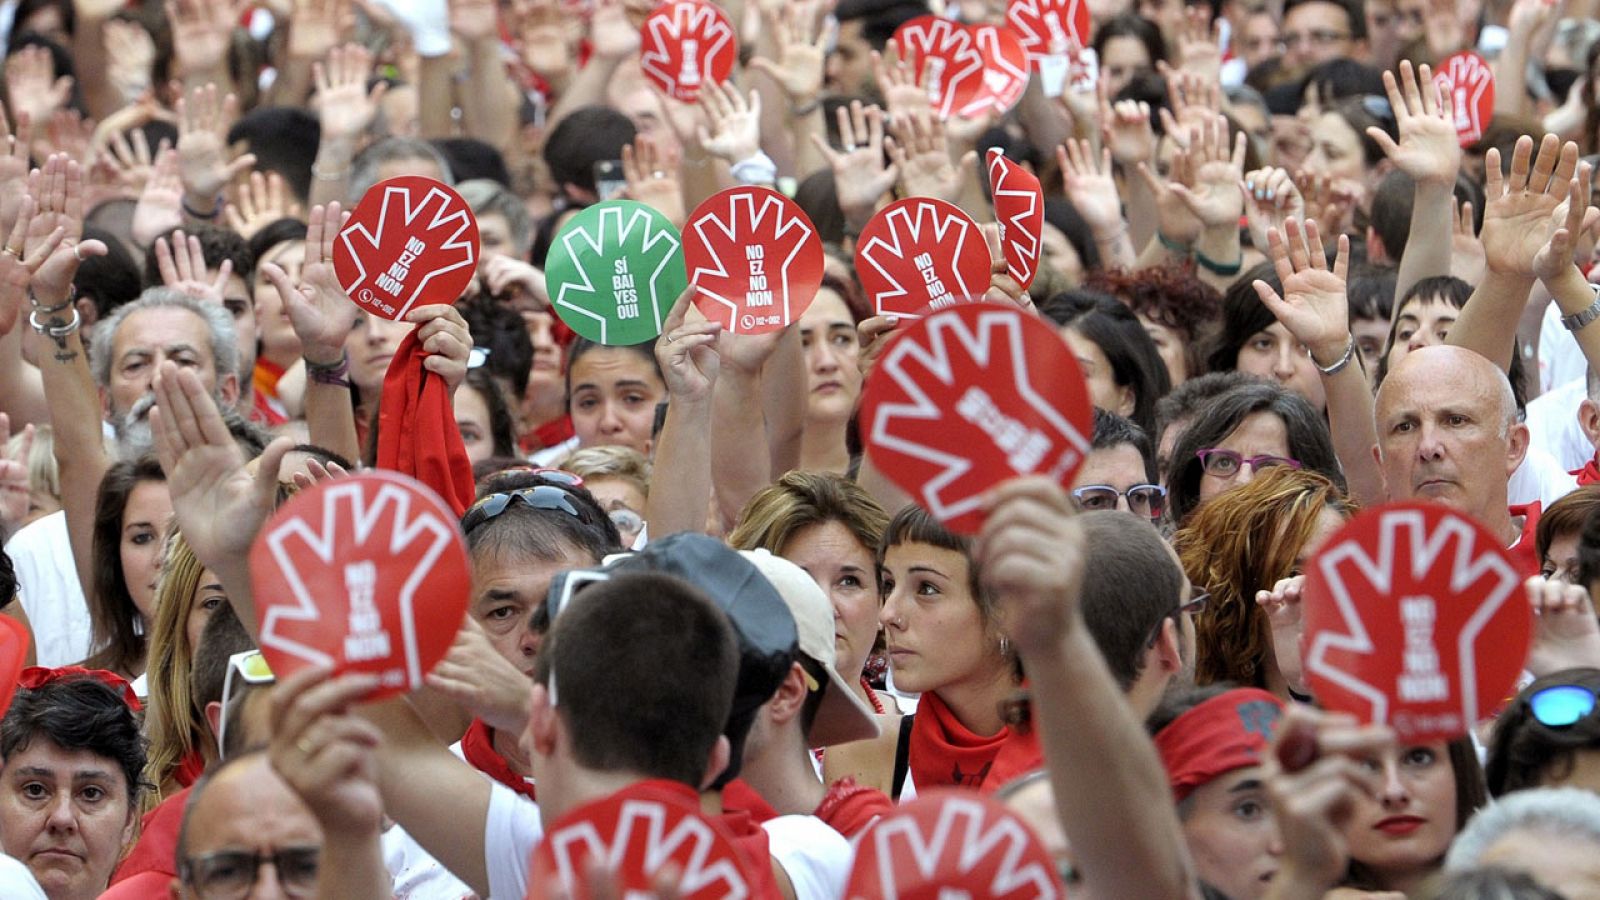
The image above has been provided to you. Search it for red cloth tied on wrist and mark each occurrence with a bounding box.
[18,665,142,712]
[376,330,475,517]
[1154,688,1285,805]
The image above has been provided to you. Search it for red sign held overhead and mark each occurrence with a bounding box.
[970,25,1030,116]
[891,16,986,120]
[639,0,737,102]
[1432,51,1494,147]
[528,781,753,900]
[845,789,1065,899]
[987,150,1044,289]
[1300,502,1532,744]
[334,176,479,320]
[249,471,470,701]
[0,615,28,716]
[855,197,992,319]
[860,303,1093,534]
[684,186,824,335]
[1006,0,1092,65]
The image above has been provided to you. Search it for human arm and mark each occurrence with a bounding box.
[975,478,1196,900]
[270,0,348,108]
[643,288,722,537]
[1058,139,1135,270]
[1100,91,1159,254]
[709,327,784,531]
[543,0,644,134]
[307,44,387,210]
[174,85,257,224]
[1369,63,1462,304]
[69,0,124,120]
[1531,159,1600,382]
[1494,0,1559,120]
[0,108,47,426]
[747,3,830,179]
[1164,115,1247,291]
[451,0,520,152]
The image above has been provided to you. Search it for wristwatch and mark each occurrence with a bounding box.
[1561,283,1600,333]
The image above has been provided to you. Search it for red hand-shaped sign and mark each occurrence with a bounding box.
[1432,51,1495,147]
[334,176,479,320]
[855,198,992,319]
[639,0,737,102]
[0,614,29,717]
[845,789,1065,899]
[684,186,824,335]
[892,16,987,120]
[987,150,1044,289]
[970,25,1030,116]
[860,303,1093,534]
[529,782,753,900]
[249,471,470,700]
[1006,0,1092,65]
[1301,502,1532,743]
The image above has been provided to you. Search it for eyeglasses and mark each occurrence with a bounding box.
[1282,29,1349,49]
[1196,449,1301,479]
[461,485,582,533]
[1528,684,1598,727]
[217,651,274,758]
[609,507,645,539]
[1071,483,1167,520]
[180,846,319,898]
[1145,592,1210,647]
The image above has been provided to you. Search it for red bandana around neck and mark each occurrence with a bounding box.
[908,691,1041,794]
[460,718,536,802]
[375,330,475,516]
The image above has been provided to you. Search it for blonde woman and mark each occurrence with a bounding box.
[558,445,653,547]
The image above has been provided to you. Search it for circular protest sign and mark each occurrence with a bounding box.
[1006,0,1092,64]
[860,302,1093,534]
[1300,501,1532,743]
[970,25,1030,116]
[684,186,824,335]
[639,0,737,102]
[1432,51,1494,147]
[333,176,480,320]
[0,614,29,716]
[987,149,1044,289]
[529,781,754,900]
[891,16,986,120]
[546,200,689,345]
[845,789,1065,899]
[249,470,470,701]
[855,197,992,319]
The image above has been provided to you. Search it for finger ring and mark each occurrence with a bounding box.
[843,142,858,153]
[652,170,667,179]
[72,244,83,262]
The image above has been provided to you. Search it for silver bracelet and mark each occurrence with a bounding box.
[1560,283,1600,333]
[29,306,80,338]
[1313,338,1356,376]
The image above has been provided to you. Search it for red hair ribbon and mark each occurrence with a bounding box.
[17,666,142,713]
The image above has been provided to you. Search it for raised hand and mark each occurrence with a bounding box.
[1158,61,1222,136]
[313,44,386,145]
[4,47,71,134]
[1057,138,1125,234]
[267,665,385,838]
[176,84,256,202]
[1524,575,1600,676]
[1167,115,1248,228]
[41,110,94,171]
[1174,6,1222,82]
[512,0,579,81]
[856,315,897,382]
[620,136,685,227]
[0,101,33,238]
[1295,170,1360,236]
[26,155,103,304]
[287,0,349,61]
[1481,134,1581,279]
[131,145,183,247]
[1241,166,1306,254]
[0,413,32,532]
[166,0,240,79]
[1531,158,1600,282]
[872,40,932,122]
[103,19,157,104]
[261,202,359,367]
[695,80,761,165]
[425,619,535,732]
[1254,218,1352,365]
[810,101,898,229]
[1256,573,1308,696]
[1098,83,1154,167]
[1136,152,1204,247]
[154,229,232,305]
[1367,61,1459,186]
[224,170,304,240]
[982,223,1033,311]
[404,304,473,393]
[748,3,829,108]
[974,477,1087,655]
[449,0,501,41]
[100,125,161,196]
[588,0,643,60]
[655,288,721,402]
[886,111,969,204]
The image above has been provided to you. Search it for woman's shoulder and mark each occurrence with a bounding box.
[821,712,907,797]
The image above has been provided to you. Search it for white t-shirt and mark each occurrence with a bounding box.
[1508,445,1578,510]
[485,781,543,900]
[1539,301,1589,394]
[0,852,45,899]
[5,511,92,666]
[1525,377,1594,472]
[763,814,852,900]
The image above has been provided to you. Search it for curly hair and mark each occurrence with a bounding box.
[1084,264,1222,380]
[1174,466,1355,688]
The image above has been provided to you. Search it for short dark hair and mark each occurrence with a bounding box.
[188,603,255,712]
[565,339,664,410]
[1152,371,1265,479]
[1302,58,1383,104]
[1376,275,1529,412]
[878,504,986,619]
[1078,512,1186,690]
[533,572,739,787]
[1283,0,1365,39]
[142,224,254,289]
[226,107,319,202]
[1,672,147,801]
[456,291,534,399]
[1486,668,1600,796]
[1092,14,1166,71]
[1370,169,1416,263]
[1167,382,1345,523]
[246,218,308,270]
[466,469,621,559]
[834,0,930,47]
[75,225,142,319]
[1092,408,1157,484]
[432,137,512,187]
[1346,264,1396,325]
[0,547,15,610]
[1206,262,1283,376]
[1038,290,1172,436]
[544,106,637,194]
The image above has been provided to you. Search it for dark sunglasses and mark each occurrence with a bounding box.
[1529,684,1599,728]
[461,485,581,533]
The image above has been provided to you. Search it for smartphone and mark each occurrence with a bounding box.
[594,160,626,201]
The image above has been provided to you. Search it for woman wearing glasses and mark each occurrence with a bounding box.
[1175,466,1353,698]
[1166,380,1344,524]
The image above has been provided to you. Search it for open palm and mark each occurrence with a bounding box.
[1254,219,1350,357]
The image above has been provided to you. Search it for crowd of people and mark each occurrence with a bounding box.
[1,0,1600,896]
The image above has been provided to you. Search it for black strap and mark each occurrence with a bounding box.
[891,713,915,801]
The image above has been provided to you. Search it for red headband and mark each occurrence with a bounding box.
[17,666,142,714]
[1154,688,1284,804]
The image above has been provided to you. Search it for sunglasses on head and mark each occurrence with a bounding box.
[461,485,583,533]
[1528,684,1599,728]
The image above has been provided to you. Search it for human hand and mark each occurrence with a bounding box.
[166,0,240,78]
[287,0,350,61]
[99,125,161,197]
[1254,218,1352,364]
[886,110,970,204]
[287,456,350,492]
[1099,83,1155,167]
[748,4,829,108]
[313,43,387,144]
[1532,159,1600,282]
[224,171,304,240]
[0,101,33,239]
[1167,115,1248,228]
[981,224,1033,310]
[1136,155,1203,247]
[1057,138,1125,234]
[0,413,32,532]
[405,304,472,393]
[425,618,535,733]
[4,47,71,132]
[1506,0,1559,43]
[131,145,184,247]
[176,84,256,201]
[25,155,102,304]
[1449,199,1485,283]
[512,0,580,82]
[588,0,642,61]
[154,229,234,307]
[1483,134,1582,279]
[872,40,932,122]
[267,665,385,837]
[1256,574,1308,697]
[695,80,761,165]
[261,202,359,367]
[1423,0,1467,60]
[483,254,548,308]
[103,19,157,104]
[974,477,1086,654]
[1295,170,1360,236]
[621,137,685,227]
[40,110,95,172]
[1525,575,1600,675]
[1367,62,1459,186]
[1241,166,1305,254]
[856,314,896,381]
[450,0,501,41]
[1158,61,1222,136]
[0,196,59,337]
[810,101,898,229]
[655,288,722,402]
[1174,6,1222,82]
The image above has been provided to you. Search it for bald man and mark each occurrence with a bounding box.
[1374,346,1531,548]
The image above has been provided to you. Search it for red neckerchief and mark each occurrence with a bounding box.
[908,691,1041,794]
[714,804,783,899]
[721,779,779,823]
[375,331,475,516]
[251,358,288,427]
[519,415,576,456]
[1573,456,1600,486]
[174,749,207,788]
[460,719,536,802]
[1509,501,1542,577]
[814,777,893,839]
[108,786,190,884]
